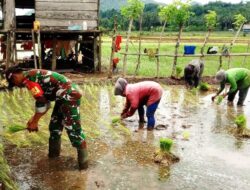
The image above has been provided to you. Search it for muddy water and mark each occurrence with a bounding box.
[1,85,250,190]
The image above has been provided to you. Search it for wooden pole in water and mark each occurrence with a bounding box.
[108,16,117,78]
[31,30,38,69]
[134,15,143,77]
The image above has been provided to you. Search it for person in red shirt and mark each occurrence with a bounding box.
[114,78,163,130]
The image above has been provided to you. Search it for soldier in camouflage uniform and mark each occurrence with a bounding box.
[5,66,88,170]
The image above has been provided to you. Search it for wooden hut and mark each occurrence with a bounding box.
[0,0,102,72]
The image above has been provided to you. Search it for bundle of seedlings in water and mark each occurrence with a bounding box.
[216,95,224,105]
[154,138,179,166]
[7,124,27,133]
[234,114,250,138]
[235,115,247,129]
[198,82,210,91]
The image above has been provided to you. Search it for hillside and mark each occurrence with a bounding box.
[100,0,159,11]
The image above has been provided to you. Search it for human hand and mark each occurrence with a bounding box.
[211,95,217,102]
[27,117,39,132]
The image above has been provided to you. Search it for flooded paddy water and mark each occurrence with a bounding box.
[1,84,250,190]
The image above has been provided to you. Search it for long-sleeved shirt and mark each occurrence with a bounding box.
[218,68,250,95]
[123,81,163,117]
[22,69,82,113]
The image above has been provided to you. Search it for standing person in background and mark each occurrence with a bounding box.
[184,59,204,88]
[5,66,88,170]
[114,78,163,131]
[212,68,250,106]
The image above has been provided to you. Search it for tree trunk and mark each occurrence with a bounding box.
[156,20,167,78]
[200,29,211,57]
[108,16,117,78]
[134,15,143,77]
[123,18,134,76]
[171,25,183,77]
[227,23,244,68]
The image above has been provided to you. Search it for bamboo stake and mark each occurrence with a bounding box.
[6,32,11,69]
[156,20,167,78]
[31,29,38,69]
[171,26,183,77]
[122,18,134,76]
[242,41,250,66]
[200,29,211,57]
[134,15,143,77]
[108,16,117,78]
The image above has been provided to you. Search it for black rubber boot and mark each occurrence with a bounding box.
[77,141,88,170]
[48,138,61,158]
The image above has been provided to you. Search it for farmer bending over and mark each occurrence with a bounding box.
[212,68,250,106]
[184,59,204,88]
[5,66,88,170]
[114,78,163,130]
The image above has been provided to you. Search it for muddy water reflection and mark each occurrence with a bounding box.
[1,86,250,190]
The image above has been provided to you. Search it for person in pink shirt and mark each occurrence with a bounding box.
[114,78,163,130]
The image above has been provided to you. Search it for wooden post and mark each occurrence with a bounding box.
[98,33,102,72]
[218,55,223,71]
[37,30,42,69]
[31,30,38,69]
[122,18,134,76]
[242,42,250,66]
[171,26,183,77]
[156,20,167,78]
[200,29,211,57]
[52,37,57,71]
[3,0,15,31]
[108,16,117,78]
[227,23,244,68]
[134,15,143,77]
[93,36,98,72]
[6,32,11,69]
[10,30,15,65]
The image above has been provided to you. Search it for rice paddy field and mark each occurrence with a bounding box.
[1,84,250,190]
[101,31,250,78]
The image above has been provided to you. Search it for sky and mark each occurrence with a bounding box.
[154,0,250,4]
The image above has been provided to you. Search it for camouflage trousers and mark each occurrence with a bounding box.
[49,90,86,148]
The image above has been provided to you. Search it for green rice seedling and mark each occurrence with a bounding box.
[198,82,210,91]
[235,115,247,129]
[0,144,18,190]
[111,116,121,124]
[216,95,224,105]
[7,125,26,133]
[160,138,173,153]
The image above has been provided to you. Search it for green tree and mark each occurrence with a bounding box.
[167,0,192,77]
[121,0,145,76]
[200,10,217,55]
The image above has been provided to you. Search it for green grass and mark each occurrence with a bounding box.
[198,82,210,91]
[101,33,250,77]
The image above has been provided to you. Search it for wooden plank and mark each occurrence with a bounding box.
[36,0,98,2]
[36,2,98,11]
[36,11,98,20]
[3,0,16,30]
[39,19,98,29]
